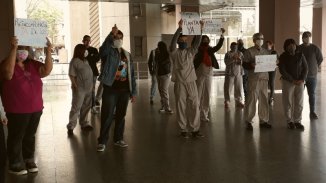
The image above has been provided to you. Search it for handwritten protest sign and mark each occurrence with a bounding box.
[14,18,48,47]
[202,19,222,34]
[254,55,277,73]
[181,12,201,35]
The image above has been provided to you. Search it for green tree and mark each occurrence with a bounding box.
[26,0,63,44]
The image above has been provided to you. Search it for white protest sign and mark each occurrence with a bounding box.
[14,18,48,47]
[254,55,278,73]
[203,19,222,34]
[181,12,201,35]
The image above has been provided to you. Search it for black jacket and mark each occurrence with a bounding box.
[193,37,224,70]
[86,46,100,76]
[278,51,308,82]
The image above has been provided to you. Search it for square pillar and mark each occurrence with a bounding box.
[0,0,14,59]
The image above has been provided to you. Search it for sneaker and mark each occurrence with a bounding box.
[259,122,272,129]
[25,162,38,173]
[269,98,274,106]
[67,129,73,136]
[224,101,229,108]
[180,132,190,139]
[91,107,99,114]
[81,125,93,131]
[192,131,204,138]
[97,144,106,152]
[165,109,174,114]
[201,118,210,122]
[114,140,128,147]
[236,102,245,108]
[310,112,318,119]
[294,123,304,130]
[95,101,100,106]
[8,166,28,175]
[246,122,253,131]
[287,122,295,129]
[159,108,165,113]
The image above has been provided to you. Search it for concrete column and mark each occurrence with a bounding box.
[0,0,14,59]
[313,6,326,64]
[259,0,275,43]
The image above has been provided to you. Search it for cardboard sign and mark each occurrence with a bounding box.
[181,12,201,35]
[202,19,222,34]
[14,18,48,47]
[254,55,278,73]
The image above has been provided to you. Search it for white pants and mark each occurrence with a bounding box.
[282,80,304,123]
[196,74,211,120]
[245,78,269,123]
[174,81,200,132]
[67,88,92,130]
[224,74,243,103]
[157,74,171,110]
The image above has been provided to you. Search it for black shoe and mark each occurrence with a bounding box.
[81,125,93,131]
[95,101,100,106]
[150,100,154,105]
[8,166,28,175]
[259,122,272,129]
[67,129,73,136]
[287,122,295,129]
[310,112,318,119]
[180,132,190,139]
[192,131,204,138]
[294,123,304,130]
[25,162,38,173]
[246,122,253,131]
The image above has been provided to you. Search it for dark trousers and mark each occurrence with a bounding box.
[0,123,6,183]
[242,69,248,100]
[268,71,276,99]
[305,77,317,113]
[98,86,130,145]
[6,111,42,168]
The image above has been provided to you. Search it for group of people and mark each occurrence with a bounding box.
[0,19,323,179]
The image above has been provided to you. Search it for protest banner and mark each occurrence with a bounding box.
[254,55,278,73]
[181,12,201,35]
[202,19,222,34]
[14,18,48,47]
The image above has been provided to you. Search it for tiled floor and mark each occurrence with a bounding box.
[5,72,326,183]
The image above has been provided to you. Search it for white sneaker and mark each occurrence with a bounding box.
[91,107,99,114]
[114,140,128,147]
[97,144,106,152]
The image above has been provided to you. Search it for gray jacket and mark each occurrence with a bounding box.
[298,44,323,78]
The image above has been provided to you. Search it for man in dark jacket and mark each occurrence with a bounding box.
[82,35,100,113]
[148,48,157,105]
[298,31,323,119]
[194,28,225,122]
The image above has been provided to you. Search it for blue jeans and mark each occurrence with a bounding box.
[150,75,157,100]
[305,77,317,113]
[97,85,130,145]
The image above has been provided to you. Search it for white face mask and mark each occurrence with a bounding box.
[84,50,89,58]
[255,39,264,47]
[113,39,123,48]
[17,50,29,61]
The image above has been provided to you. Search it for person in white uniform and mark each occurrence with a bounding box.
[66,44,94,135]
[169,19,204,138]
[224,42,244,108]
[242,33,272,130]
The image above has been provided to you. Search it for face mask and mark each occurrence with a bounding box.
[201,42,209,46]
[238,43,243,49]
[255,40,264,47]
[17,50,29,61]
[231,46,237,52]
[113,39,123,48]
[178,42,187,50]
[84,50,89,58]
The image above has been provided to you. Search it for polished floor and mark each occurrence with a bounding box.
[4,72,326,183]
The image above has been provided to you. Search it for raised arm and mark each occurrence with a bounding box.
[190,20,204,53]
[169,20,183,52]
[1,37,18,80]
[211,28,225,53]
[100,24,119,59]
[39,37,53,78]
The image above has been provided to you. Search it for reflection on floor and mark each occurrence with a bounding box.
[5,73,326,183]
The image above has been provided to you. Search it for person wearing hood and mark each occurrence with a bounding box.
[242,33,272,131]
[297,31,323,119]
[169,19,204,138]
[279,39,308,130]
[194,28,225,122]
